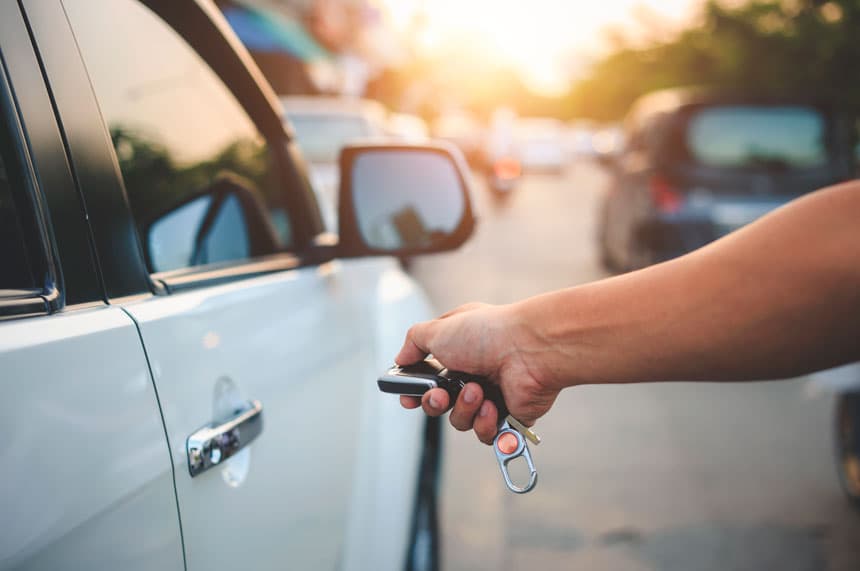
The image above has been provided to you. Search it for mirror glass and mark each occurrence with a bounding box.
[352,151,465,250]
[148,193,250,273]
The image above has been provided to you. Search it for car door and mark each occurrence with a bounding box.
[0,5,182,568]
[52,1,370,568]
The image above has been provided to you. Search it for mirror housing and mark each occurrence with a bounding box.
[336,142,476,258]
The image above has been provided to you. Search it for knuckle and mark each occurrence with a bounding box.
[406,324,421,340]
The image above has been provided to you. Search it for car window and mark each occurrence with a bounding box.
[64,0,292,273]
[686,105,827,170]
[0,115,39,293]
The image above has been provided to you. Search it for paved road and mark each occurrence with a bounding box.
[410,161,860,570]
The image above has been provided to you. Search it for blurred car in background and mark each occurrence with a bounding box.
[387,112,430,143]
[483,107,522,197]
[431,109,485,165]
[598,88,856,271]
[514,117,566,173]
[591,123,625,160]
[282,96,387,231]
[564,120,598,160]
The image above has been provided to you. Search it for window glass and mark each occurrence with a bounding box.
[147,192,251,273]
[64,0,292,272]
[0,115,39,292]
[687,106,827,169]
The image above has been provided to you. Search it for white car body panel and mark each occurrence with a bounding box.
[339,258,435,570]
[121,257,429,570]
[0,306,183,570]
[806,362,860,397]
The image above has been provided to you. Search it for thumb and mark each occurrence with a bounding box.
[395,322,433,365]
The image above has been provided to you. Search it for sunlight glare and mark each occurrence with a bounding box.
[378,0,700,95]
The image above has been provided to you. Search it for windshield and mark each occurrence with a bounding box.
[288,114,374,163]
[686,105,828,170]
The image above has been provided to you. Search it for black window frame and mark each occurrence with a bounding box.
[0,4,63,320]
[22,0,330,301]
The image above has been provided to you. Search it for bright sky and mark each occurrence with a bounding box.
[378,0,703,95]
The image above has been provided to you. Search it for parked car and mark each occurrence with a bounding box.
[598,88,856,271]
[590,123,625,160]
[514,118,567,173]
[564,120,598,161]
[387,112,430,143]
[281,96,388,232]
[431,109,485,166]
[483,107,522,197]
[0,1,476,570]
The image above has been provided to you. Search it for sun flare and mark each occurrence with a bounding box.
[377,0,699,95]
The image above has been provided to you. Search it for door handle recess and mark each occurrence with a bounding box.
[186,400,263,477]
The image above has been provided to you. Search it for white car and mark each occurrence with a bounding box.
[514,118,567,172]
[387,113,430,143]
[282,96,388,232]
[0,1,474,570]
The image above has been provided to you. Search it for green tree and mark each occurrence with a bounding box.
[569,0,860,121]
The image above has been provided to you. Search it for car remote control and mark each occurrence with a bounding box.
[378,358,539,493]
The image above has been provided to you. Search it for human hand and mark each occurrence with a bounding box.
[395,302,561,444]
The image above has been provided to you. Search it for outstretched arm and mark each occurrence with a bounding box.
[397,181,860,443]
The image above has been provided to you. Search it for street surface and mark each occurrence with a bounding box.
[410,161,860,571]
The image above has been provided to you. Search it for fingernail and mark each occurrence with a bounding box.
[463,385,477,404]
[429,393,441,409]
[479,401,491,417]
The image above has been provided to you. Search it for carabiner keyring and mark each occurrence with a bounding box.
[493,421,538,494]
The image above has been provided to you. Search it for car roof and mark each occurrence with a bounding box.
[280,96,387,121]
[627,87,831,125]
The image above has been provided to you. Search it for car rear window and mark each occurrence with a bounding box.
[686,105,827,169]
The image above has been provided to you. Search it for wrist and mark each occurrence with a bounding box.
[502,295,578,392]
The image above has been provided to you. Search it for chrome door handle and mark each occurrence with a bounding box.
[186,400,263,477]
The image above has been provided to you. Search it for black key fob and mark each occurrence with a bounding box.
[377,357,509,423]
[377,357,539,494]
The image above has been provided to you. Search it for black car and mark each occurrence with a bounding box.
[598,88,856,272]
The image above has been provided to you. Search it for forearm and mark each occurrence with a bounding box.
[513,182,860,388]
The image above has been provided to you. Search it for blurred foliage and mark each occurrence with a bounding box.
[372,0,859,123]
[367,62,572,121]
[569,0,860,121]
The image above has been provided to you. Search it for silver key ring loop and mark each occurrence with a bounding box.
[493,422,538,494]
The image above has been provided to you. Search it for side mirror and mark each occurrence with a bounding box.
[145,175,280,274]
[337,142,475,257]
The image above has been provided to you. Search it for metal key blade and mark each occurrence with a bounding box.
[506,415,541,445]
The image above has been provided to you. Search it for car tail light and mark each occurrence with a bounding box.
[493,157,522,181]
[649,173,683,213]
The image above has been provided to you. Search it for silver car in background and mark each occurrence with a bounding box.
[282,96,388,231]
